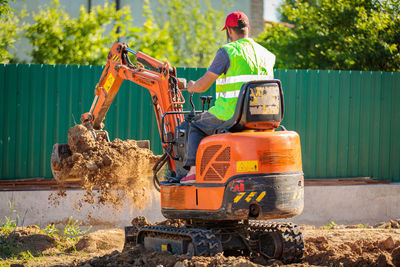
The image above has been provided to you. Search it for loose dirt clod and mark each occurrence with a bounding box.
[51,124,161,209]
[392,247,400,266]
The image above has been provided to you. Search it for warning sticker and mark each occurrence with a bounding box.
[236,161,258,173]
[104,73,115,93]
[233,191,267,204]
[249,84,280,115]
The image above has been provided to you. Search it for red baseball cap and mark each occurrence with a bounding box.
[222,11,249,31]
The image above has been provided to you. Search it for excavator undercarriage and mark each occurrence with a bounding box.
[125,220,304,263]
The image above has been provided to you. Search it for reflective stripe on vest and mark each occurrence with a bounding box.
[216,90,240,99]
[216,74,272,86]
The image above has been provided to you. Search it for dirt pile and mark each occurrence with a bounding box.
[374,219,400,229]
[303,228,400,267]
[51,124,161,209]
[75,228,125,253]
[82,247,266,267]
[0,226,57,257]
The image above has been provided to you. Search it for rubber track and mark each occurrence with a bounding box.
[137,225,222,256]
[248,221,304,264]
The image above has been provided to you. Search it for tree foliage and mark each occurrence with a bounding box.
[0,0,14,17]
[125,0,176,64]
[257,0,400,71]
[3,0,228,67]
[0,1,23,64]
[25,0,132,65]
[0,12,18,63]
[153,0,228,67]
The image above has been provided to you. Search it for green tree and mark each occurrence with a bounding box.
[23,0,228,67]
[0,0,14,17]
[25,0,133,65]
[0,1,24,64]
[0,12,18,63]
[125,0,176,64]
[257,0,400,71]
[154,0,229,67]
[277,0,317,23]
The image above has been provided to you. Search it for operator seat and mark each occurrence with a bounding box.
[215,80,284,134]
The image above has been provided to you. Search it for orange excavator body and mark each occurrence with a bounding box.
[161,130,303,220]
[53,42,304,221]
[51,43,305,262]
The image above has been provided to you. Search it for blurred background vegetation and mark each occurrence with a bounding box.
[1,0,399,71]
[257,0,400,71]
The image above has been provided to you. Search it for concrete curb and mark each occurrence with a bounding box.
[0,184,399,228]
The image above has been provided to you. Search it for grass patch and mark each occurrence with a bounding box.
[323,221,336,230]
[0,200,91,262]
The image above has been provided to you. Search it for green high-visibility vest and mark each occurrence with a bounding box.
[208,38,276,121]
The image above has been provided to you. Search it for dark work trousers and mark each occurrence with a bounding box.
[184,111,225,167]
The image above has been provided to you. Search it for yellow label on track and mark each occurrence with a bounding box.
[104,73,115,93]
[161,244,167,251]
[236,161,258,173]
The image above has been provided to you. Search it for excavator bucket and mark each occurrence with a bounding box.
[51,137,151,183]
[51,143,79,183]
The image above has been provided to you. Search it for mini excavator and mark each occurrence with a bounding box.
[51,43,304,263]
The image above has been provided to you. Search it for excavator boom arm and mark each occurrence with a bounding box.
[81,43,186,171]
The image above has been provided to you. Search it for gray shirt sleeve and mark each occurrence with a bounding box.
[208,48,230,76]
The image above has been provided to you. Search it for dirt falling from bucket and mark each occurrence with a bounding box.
[50,125,161,210]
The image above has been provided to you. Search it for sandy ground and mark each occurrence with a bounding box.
[1,222,400,267]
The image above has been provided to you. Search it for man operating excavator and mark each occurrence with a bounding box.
[181,11,276,183]
[51,10,305,261]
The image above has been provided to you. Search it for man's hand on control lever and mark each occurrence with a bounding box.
[187,80,196,93]
[186,71,219,94]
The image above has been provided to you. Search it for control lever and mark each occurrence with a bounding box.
[206,96,213,110]
[187,93,196,122]
[200,96,207,112]
[190,93,195,111]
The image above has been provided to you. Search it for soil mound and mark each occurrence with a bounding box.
[373,218,400,229]
[131,216,152,227]
[0,226,57,257]
[52,124,161,209]
[303,228,400,267]
[81,246,264,267]
[75,228,124,253]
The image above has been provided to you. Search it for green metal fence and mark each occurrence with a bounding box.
[1,65,399,182]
